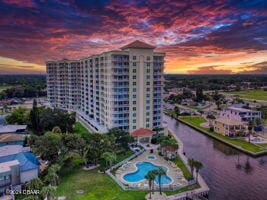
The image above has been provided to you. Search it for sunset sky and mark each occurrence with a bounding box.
[0,0,266,74]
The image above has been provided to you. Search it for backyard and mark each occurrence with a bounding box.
[179,116,267,154]
[56,168,147,200]
[228,90,267,101]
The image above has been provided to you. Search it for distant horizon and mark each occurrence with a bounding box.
[0,0,266,74]
[1,73,267,76]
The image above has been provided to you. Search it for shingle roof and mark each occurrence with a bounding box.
[121,40,155,50]
[0,134,24,143]
[0,152,39,172]
[131,128,154,137]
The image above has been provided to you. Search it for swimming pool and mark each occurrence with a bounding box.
[147,155,156,160]
[123,161,172,185]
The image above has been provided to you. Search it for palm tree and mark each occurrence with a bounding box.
[248,120,253,143]
[45,164,61,186]
[25,178,43,191]
[41,186,56,200]
[174,106,180,117]
[52,126,62,133]
[81,146,90,167]
[101,152,116,169]
[145,171,155,199]
[194,160,203,183]
[155,168,166,195]
[244,156,253,174]
[236,154,241,169]
[188,158,195,180]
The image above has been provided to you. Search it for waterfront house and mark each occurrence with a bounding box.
[220,107,261,122]
[214,117,246,136]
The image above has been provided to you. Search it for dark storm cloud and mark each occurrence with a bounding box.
[0,0,266,73]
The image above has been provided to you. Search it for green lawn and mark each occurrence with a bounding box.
[165,184,200,196]
[0,85,12,91]
[229,90,267,101]
[56,168,147,200]
[73,122,91,136]
[179,116,265,153]
[173,156,191,180]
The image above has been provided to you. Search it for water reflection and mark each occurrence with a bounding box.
[164,115,267,200]
[212,140,239,156]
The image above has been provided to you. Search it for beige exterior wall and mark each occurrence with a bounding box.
[46,44,165,133]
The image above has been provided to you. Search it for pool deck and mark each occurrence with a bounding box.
[115,151,188,189]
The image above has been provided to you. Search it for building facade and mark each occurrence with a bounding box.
[46,41,165,133]
[220,107,262,122]
[214,117,246,136]
[0,145,39,195]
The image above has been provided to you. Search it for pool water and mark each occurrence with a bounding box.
[123,161,172,185]
[147,155,156,160]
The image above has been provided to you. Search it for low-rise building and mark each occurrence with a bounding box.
[214,118,246,136]
[220,107,261,122]
[0,145,39,195]
[0,125,27,134]
[0,134,25,146]
[131,128,155,143]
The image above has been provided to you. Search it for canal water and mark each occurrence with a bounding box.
[164,115,267,200]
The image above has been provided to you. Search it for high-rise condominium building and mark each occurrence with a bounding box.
[46,40,165,133]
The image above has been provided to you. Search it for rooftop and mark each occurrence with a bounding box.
[0,125,27,134]
[215,117,244,126]
[0,134,25,143]
[0,152,39,172]
[0,145,29,157]
[121,40,155,50]
[226,106,259,113]
[131,128,154,137]
[0,160,20,173]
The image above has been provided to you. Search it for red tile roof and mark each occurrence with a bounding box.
[121,40,155,50]
[131,128,154,137]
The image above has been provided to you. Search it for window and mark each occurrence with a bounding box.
[133,126,136,129]
[147,69,150,73]
[146,112,150,116]
[133,56,136,60]
[146,106,150,110]
[133,88,137,92]
[133,113,136,117]
[133,101,136,105]
[146,124,149,128]
[133,75,136,79]
[147,62,150,67]
[146,100,150,104]
[147,56,150,60]
[146,118,150,122]
[146,82,150,85]
[133,107,136,111]
[133,94,136,98]
[146,75,150,79]
[133,69,136,73]
[133,82,136,85]
[146,88,150,92]
[133,119,136,123]
[146,94,150,98]
[133,62,136,66]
